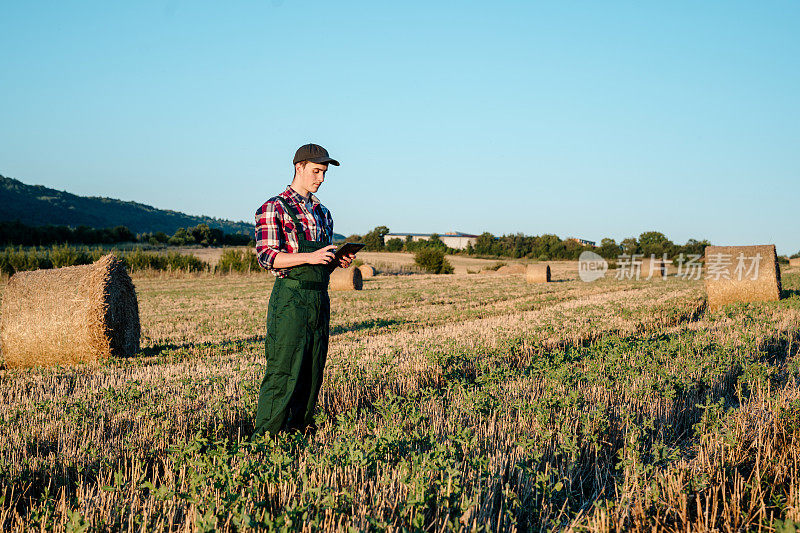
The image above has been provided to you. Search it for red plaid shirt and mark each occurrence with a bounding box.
[255,186,334,277]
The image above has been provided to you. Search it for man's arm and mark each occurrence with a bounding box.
[255,200,284,271]
[318,205,355,271]
[273,246,337,269]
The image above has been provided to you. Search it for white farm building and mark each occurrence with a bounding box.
[385,231,479,250]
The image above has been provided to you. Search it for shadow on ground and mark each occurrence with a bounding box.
[331,318,408,335]
[139,335,266,358]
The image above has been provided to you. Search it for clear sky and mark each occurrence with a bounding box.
[1,1,798,254]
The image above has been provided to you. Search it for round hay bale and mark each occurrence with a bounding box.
[790,257,800,267]
[526,263,551,283]
[704,245,782,311]
[494,264,526,275]
[0,254,140,368]
[639,258,667,280]
[358,264,376,278]
[330,266,363,291]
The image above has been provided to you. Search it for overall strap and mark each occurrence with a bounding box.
[275,196,308,243]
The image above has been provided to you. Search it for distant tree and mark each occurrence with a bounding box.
[385,238,404,252]
[222,232,251,246]
[189,224,213,246]
[620,237,639,255]
[169,227,192,245]
[363,226,389,251]
[414,248,453,274]
[639,231,673,257]
[598,238,622,259]
[110,225,136,243]
[682,238,712,257]
[474,232,496,255]
[563,238,587,260]
[532,234,563,259]
[209,227,224,246]
[426,233,447,251]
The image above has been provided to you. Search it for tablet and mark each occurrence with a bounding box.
[333,242,365,263]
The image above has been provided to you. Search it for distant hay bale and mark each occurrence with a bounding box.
[330,266,363,291]
[358,264,376,278]
[0,254,140,368]
[639,258,667,280]
[790,258,800,267]
[704,245,782,311]
[526,264,551,283]
[494,264,526,275]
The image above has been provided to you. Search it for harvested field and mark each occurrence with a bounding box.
[1,265,800,531]
[358,252,578,278]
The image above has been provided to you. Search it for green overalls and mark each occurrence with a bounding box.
[253,196,331,437]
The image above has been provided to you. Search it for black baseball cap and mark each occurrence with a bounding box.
[293,143,340,166]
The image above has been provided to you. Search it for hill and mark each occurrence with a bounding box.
[0,174,252,235]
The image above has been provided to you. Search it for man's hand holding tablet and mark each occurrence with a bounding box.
[332,242,365,269]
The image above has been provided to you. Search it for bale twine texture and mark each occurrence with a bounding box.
[526,264,551,283]
[358,264,376,278]
[640,258,667,280]
[494,264,526,275]
[0,254,140,368]
[704,245,782,311]
[330,267,363,291]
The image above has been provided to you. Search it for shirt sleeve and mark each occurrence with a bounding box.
[323,205,334,242]
[254,199,284,270]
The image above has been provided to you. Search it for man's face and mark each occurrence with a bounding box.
[295,162,328,194]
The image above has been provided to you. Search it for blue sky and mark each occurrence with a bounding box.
[1,1,798,254]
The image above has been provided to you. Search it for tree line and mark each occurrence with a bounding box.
[0,220,252,248]
[348,227,715,261]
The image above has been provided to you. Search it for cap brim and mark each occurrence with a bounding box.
[309,156,340,166]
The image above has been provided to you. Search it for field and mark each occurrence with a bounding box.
[1,257,800,531]
[168,248,534,275]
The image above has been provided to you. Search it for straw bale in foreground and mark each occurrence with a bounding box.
[0,254,140,368]
[526,264,551,283]
[704,245,781,311]
[330,267,363,291]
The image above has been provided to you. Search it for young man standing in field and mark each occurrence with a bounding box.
[252,143,354,437]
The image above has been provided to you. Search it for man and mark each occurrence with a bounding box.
[252,143,354,437]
